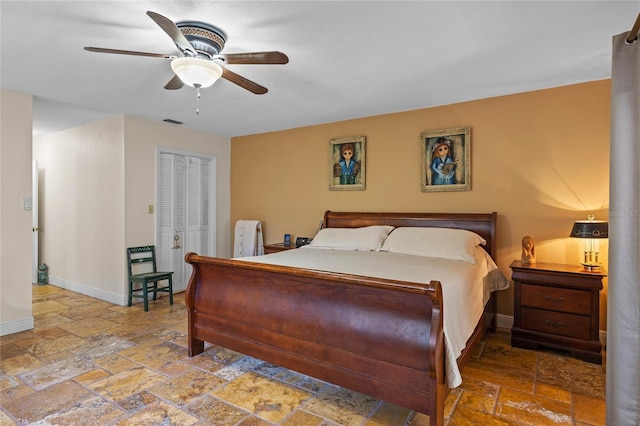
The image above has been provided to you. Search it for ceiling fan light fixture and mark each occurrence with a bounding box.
[171,57,222,88]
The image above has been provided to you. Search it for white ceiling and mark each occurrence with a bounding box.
[1,1,637,138]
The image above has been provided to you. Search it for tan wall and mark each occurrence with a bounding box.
[231,81,611,327]
[0,90,34,334]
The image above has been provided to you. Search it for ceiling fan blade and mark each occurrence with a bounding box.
[164,74,184,90]
[216,51,289,65]
[84,47,177,59]
[146,11,195,55]
[221,67,268,95]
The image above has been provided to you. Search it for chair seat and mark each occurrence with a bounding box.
[130,272,173,282]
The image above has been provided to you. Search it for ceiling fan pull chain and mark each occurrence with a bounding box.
[195,84,202,114]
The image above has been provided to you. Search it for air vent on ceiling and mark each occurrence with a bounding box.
[163,119,183,125]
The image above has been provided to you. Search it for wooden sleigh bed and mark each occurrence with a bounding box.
[185,211,501,426]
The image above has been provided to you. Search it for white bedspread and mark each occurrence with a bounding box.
[237,246,508,388]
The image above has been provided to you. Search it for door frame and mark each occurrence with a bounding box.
[32,160,39,283]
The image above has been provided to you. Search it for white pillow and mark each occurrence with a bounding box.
[305,225,395,251]
[380,227,486,264]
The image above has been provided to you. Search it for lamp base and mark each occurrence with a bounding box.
[581,262,602,272]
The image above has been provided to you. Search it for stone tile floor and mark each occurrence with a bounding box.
[0,285,606,425]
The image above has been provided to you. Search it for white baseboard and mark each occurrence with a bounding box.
[496,314,513,330]
[495,314,607,347]
[48,276,127,306]
[0,316,34,336]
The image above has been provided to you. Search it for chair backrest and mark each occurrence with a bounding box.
[127,246,158,277]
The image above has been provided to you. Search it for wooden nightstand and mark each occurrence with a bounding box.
[263,242,296,254]
[510,260,605,364]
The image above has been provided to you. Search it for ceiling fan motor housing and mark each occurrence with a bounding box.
[176,21,226,59]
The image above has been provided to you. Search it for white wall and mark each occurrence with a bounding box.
[123,115,231,258]
[33,116,126,303]
[33,114,231,306]
[0,89,34,335]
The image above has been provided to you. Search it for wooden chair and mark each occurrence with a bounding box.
[127,246,173,311]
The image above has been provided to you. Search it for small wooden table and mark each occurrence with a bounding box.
[510,260,605,363]
[263,242,297,254]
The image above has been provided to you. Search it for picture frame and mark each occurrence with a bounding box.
[421,127,470,192]
[329,135,366,191]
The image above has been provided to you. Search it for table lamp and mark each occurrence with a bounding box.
[569,214,608,271]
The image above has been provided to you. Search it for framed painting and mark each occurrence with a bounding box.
[329,135,366,191]
[421,127,470,192]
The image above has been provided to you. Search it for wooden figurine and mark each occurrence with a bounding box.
[521,236,536,264]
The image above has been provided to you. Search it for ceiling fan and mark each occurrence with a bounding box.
[84,11,288,96]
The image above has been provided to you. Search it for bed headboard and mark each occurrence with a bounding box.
[323,211,497,259]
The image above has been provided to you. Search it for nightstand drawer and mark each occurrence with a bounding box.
[521,284,591,315]
[520,307,591,340]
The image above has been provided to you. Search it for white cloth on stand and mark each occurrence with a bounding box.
[233,220,265,257]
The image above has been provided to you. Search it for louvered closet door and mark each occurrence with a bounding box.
[185,157,210,258]
[158,151,215,292]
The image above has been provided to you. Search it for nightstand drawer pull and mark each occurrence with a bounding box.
[544,296,564,303]
[544,319,563,328]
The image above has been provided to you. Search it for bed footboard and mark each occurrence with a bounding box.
[184,253,446,426]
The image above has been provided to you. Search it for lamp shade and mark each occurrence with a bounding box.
[170,57,222,88]
[569,220,609,238]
